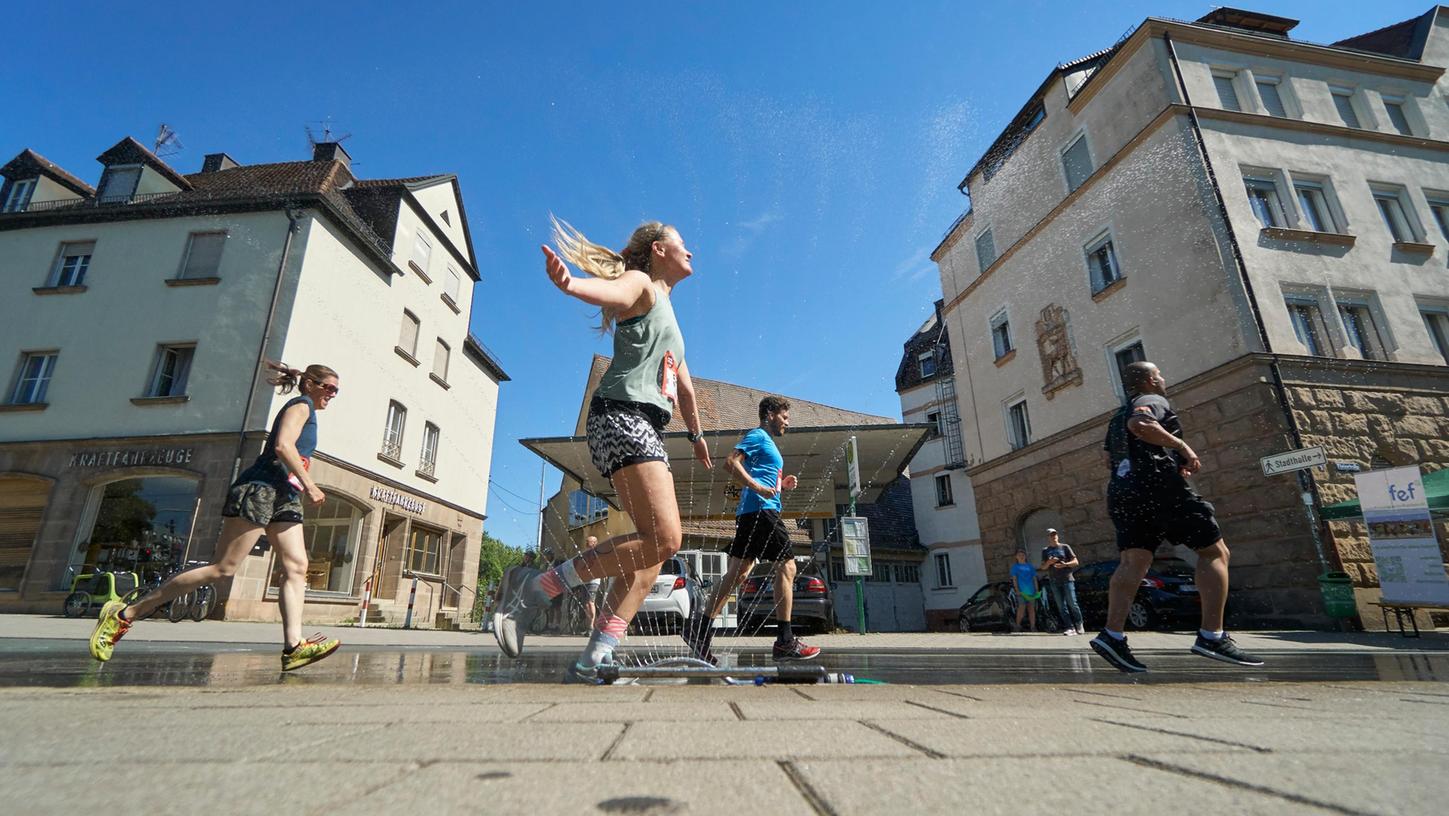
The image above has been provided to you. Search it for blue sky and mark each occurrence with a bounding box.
[6,0,1429,550]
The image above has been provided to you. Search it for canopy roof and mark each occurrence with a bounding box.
[521,423,932,520]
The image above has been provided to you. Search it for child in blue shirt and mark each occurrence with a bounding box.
[1009,550,1041,633]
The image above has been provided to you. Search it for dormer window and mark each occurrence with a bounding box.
[98,165,140,202]
[3,178,35,212]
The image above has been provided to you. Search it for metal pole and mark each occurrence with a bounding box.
[403,575,418,629]
[357,576,372,628]
[535,461,546,552]
[851,498,865,636]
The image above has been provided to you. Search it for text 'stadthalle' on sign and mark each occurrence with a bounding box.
[1260,446,1326,477]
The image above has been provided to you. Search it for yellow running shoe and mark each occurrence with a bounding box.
[281,633,341,671]
[89,600,132,662]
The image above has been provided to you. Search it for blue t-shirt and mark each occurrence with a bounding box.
[734,427,784,515]
[1010,562,1038,596]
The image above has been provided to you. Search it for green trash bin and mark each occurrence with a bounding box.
[1318,572,1357,618]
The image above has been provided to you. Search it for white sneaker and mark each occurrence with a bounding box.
[1076,625,1086,635]
[1062,629,1078,636]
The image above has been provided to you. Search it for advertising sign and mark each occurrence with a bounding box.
[841,516,871,576]
[1354,466,1449,606]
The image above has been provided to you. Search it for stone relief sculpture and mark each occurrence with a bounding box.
[1036,304,1082,399]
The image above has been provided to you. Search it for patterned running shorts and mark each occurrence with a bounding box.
[222,480,305,526]
[587,397,670,479]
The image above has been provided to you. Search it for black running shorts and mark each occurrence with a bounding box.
[728,510,791,562]
[1107,479,1221,552]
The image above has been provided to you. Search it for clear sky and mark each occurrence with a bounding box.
[6,0,1430,550]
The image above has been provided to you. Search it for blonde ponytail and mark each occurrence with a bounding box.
[549,215,675,334]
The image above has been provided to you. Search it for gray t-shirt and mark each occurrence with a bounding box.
[1040,543,1077,584]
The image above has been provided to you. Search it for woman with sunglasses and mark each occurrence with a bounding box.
[90,362,343,671]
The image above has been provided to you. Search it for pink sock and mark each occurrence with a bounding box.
[595,614,628,639]
[538,570,566,599]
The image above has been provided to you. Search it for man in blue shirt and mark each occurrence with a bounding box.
[683,396,820,662]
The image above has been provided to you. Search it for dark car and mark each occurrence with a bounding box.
[735,558,833,635]
[956,580,1061,633]
[1072,558,1204,630]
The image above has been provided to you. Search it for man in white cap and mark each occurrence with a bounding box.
[1040,528,1084,635]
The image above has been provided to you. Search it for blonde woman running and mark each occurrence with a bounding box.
[89,363,343,671]
[495,218,711,682]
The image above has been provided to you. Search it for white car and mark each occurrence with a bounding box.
[634,555,696,633]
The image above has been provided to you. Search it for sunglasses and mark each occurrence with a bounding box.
[308,380,340,396]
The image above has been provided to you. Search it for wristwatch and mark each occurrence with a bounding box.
[687,431,703,443]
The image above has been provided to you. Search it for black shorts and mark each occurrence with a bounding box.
[1107,479,1221,552]
[728,510,791,562]
[586,396,671,479]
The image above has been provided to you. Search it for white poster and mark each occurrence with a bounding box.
[1354,466,1449,605]
[841,516,871,577]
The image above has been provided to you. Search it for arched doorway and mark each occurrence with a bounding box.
[1017,507,1065,556]
[0,475,53,591]
[268,493,370,595]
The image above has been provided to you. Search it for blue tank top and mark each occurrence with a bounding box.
[240,396,317,490]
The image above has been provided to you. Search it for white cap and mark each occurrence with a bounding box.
[1046,528,1058,534]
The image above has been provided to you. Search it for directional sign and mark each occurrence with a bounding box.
[846,435,862,500]
[1260,446,1326,477]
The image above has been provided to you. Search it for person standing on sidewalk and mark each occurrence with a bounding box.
[1090,361,1264,673]
[682,396,818,663]
[1041,528,1084,636]
[1009,550,1040,633]
[89,362,342,671]
[493,218,713,683]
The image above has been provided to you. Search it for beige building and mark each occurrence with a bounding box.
[931,7,1449,627]
[0,137,508,627]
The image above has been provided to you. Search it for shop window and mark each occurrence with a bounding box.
[72,476,200,583]
[269,495,364,594]
[407,524,444,576]
[0,476,49,590]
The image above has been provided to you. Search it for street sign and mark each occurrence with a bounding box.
[840,516,870,576]
[846,435,861,500]
[1261,446,1326,477]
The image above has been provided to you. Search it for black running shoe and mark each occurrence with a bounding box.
[1190,633,1264,667]
[1089,631,1148,673]
[680,615,717,666]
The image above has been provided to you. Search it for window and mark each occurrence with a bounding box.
[1422,310,1449,364]
[1285,299,1331,356]
[1112,340,1146,396]
[974,229,997,272]
[1427,198,1449,242]
[1338,302,1387,361]
[1061,133,1093,193]
[406,524,444,575]
[382,401,407,460]
[410,230,432,276]
[3,178,35,212]
[917,351,936,378]
[934,552,954,588]
[98,166,140,202]
[1373,190,1415,242]
[1085,233,1121,293]
[399,310,420,357]
[925,411,942,438]
[934,474,954,506]
[1244,177,1286,228]
[73,476,200,581]
[989,310,1012,359]
[1294,182,1336,233]
[295,496,364,594]
[433,338,450,381]
[419,422,440,477]
[10,352,57,404]
[49,241,94,287]
[1331,87,1361,128]
[445,265,462,302]
[569,489,610,526]
[895,563,921,584]
[1213,71,1241,111]
[1256,78,1288,117]
[146,345,194,397]
[178,232,226,279]
[1382,96,1413,135]
[1006,398,1031,450]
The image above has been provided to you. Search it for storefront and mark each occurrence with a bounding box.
[0,436,482,627]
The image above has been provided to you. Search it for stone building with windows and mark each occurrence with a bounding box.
[0,136,508,626]
[894,300,987,630]
[930,7,1449,627]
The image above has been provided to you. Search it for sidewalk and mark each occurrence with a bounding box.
[3,613,1446,653]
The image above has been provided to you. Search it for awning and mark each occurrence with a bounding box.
[521,424,932,520]
[1319,467,1449,521]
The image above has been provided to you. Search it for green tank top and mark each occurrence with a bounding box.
[595,288,685,421]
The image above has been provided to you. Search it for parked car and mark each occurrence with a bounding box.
[632,555,701,634]
[956,580,1060,633]
[1073,557,1204,630]
[734,558,834,635]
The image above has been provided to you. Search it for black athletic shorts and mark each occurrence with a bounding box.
[729,510,791,562]
[1107,478,1221,552]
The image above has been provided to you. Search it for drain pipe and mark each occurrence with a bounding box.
[232,205,305,481]
[1163,32,1332,573]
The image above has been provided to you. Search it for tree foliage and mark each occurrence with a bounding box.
[471,531,526,620]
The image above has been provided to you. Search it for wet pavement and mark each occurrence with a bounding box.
[5,638,1449,688]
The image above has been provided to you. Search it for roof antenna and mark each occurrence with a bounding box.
[154,124,184,158]
[305,117,352,147]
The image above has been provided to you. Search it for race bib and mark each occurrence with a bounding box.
[660,351,679,405]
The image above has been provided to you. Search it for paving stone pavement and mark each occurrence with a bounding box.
[3,680,1446,815]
